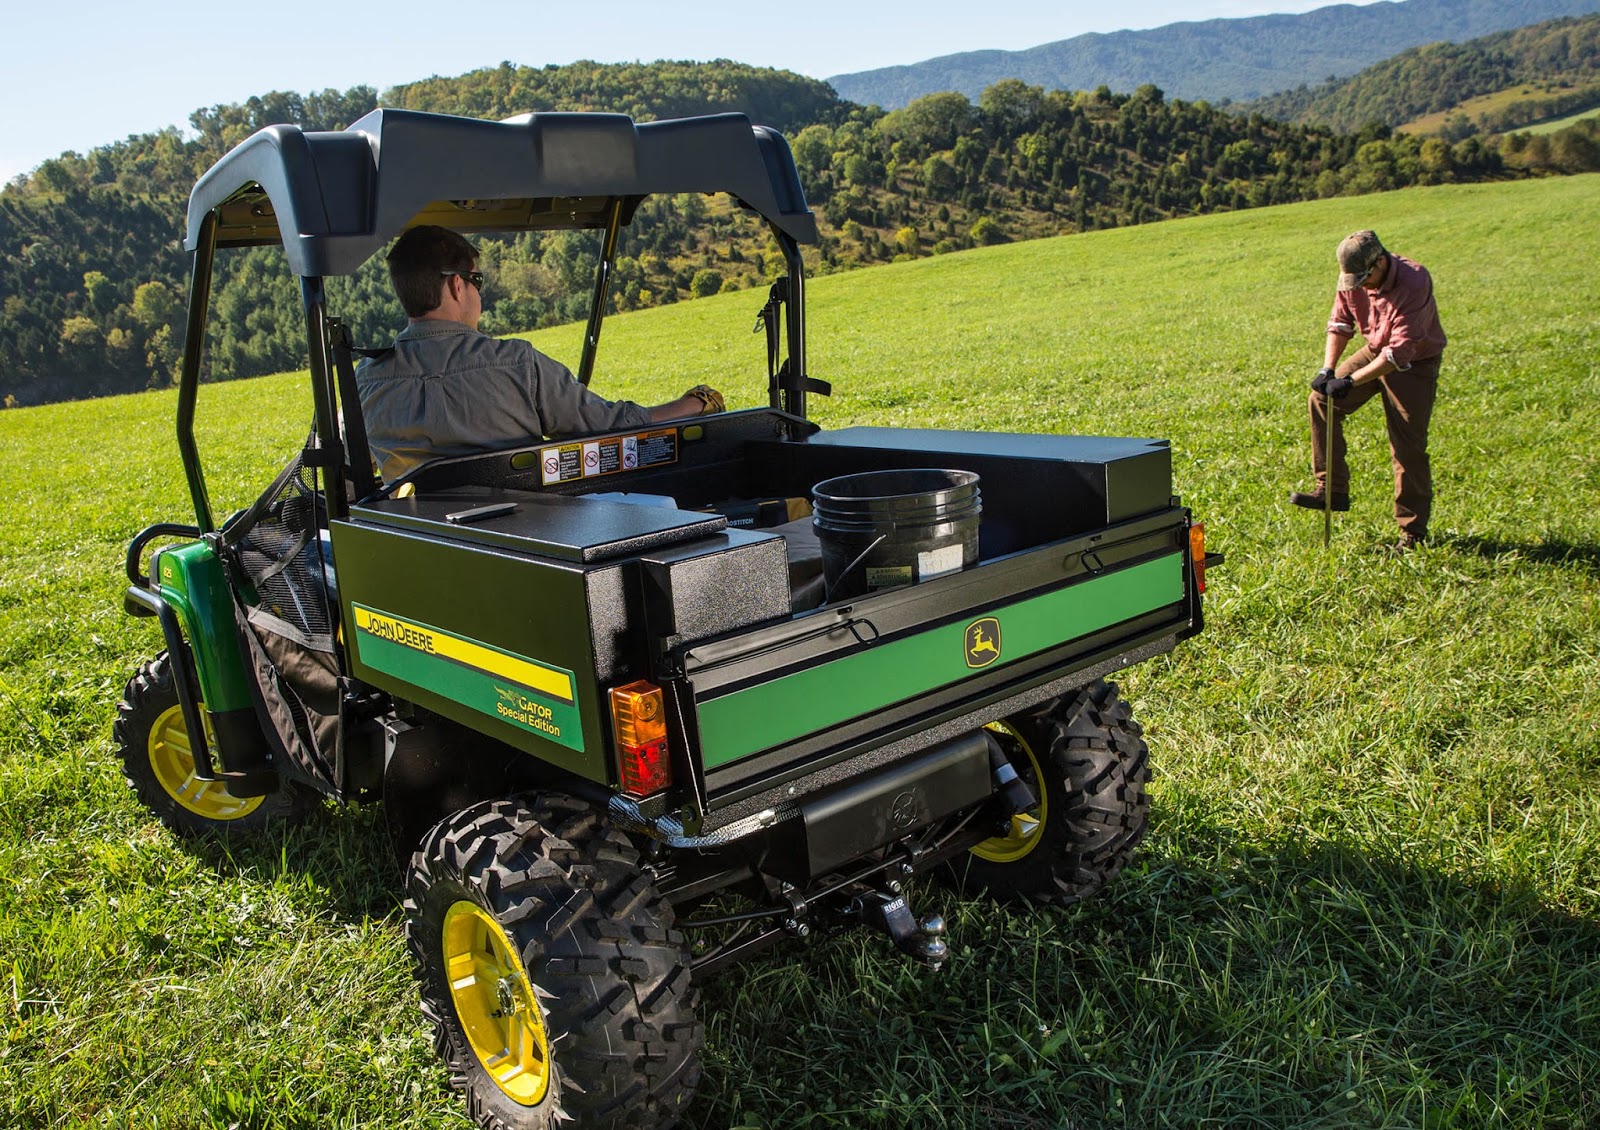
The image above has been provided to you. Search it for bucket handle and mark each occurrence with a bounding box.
[822,533,887,606]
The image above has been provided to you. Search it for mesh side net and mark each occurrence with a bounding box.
[223,447,340,783]
[232,454,336,650]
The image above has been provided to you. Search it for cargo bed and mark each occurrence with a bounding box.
[335,409,1201,823]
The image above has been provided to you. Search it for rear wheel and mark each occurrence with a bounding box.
[950,679,1150,905]
[406,795,701,1130]
[113,652,312,835]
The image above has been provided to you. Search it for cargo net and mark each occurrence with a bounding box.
[231,453,336,650]
[223,446,340,783]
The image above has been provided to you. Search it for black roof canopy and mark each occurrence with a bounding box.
[184,108,819,277]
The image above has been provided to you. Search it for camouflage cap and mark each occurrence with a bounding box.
[1336,229,1385,291]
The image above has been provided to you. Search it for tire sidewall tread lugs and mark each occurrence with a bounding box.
[949,678,1152,906]
[405,796,700,1130]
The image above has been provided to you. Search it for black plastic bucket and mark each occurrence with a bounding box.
[812,468,981,600]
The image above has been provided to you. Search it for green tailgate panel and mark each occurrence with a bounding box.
[349,604,583,752]
[696,553,1184,768]
[330,518,608,781]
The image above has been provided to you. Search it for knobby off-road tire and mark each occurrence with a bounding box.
[950,679,1151,905]
[406,796,701,1130]
[112,651,313,836]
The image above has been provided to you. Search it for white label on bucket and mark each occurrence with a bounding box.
[917,544,966,580]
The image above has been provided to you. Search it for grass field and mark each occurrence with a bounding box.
[1401,80,1600,135]
[2,173,1598,1129]
[1521,103,1600,134]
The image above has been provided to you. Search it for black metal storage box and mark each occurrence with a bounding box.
[746,427,1173,557]
[330,487,791,784]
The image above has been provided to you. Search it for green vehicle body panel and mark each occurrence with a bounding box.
[696,552,1184,768]
[154,541,252,713]
[348,602,585,754]
[330,519,612,784]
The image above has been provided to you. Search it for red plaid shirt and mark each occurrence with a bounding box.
[1328,254,1446,371]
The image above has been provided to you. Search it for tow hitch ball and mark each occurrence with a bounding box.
[857,889,948,970]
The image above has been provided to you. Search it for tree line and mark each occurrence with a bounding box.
[3,56,1598,407]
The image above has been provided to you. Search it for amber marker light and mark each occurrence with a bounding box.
[1189,522,1207,594]
[609,679,672,796]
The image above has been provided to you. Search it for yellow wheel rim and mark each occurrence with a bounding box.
[443,900,552,1106]
[148,704,265,821]
[971,721,1048,864]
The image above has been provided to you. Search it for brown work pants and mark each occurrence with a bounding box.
[1308,344,1440,537]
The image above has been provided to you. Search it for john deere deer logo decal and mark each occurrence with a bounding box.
[965,617,1002,668]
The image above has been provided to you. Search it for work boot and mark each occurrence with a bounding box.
[1288,489,1349,512]
[1391,531,1426,553]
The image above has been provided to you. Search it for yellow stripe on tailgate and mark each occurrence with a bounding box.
[352,606,573,703]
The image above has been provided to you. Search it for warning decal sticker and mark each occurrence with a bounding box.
[540,428,679,485]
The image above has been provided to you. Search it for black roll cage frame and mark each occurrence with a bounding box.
[173,108,821,535]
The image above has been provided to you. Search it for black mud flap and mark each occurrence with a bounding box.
[799,730,993,878]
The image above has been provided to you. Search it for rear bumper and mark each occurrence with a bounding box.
[795,729,993,877]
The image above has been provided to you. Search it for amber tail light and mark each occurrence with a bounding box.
[609,680,672,797]
[1189,522,1207,594]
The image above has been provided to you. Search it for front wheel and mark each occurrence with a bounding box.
[947,679,1151,905]
[405,795,701,1130]
[113,652,313,835]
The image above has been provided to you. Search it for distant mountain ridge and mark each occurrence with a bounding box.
[828,0,1600,108]
[1245,13,1600,130]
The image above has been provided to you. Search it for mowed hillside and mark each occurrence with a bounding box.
[1,175,1597,1128]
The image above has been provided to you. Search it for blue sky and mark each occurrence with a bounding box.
[1,0,1375,185]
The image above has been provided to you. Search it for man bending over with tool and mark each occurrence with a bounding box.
[358,225,724,483]
[1289,229,1447,552]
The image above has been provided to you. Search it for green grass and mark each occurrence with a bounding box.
[1401,80,1600,135]
[2,173,1598,1128]
[1521,103,1600,135]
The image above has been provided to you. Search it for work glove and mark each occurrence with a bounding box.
[1324,375,1355,400]
[684,384,725,415]
[1310,367,1335,393]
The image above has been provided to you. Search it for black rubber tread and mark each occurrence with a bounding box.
[112,651,314,836]
[948,678,1151,906]
[405,795,701,1130]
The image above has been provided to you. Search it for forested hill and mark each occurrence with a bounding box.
[0,63,837,406]
[4,58,1598,408]
[381,60,842,132]
[828,0,1600,109]
[1245,13,1600,132]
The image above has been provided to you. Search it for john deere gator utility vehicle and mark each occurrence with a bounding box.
[115,107,1216,1129]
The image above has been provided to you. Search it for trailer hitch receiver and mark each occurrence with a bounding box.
[857,889,949,970]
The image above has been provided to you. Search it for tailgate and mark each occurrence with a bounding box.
[675,508,1195,807]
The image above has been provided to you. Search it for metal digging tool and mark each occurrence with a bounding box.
[1323,390,1335,548]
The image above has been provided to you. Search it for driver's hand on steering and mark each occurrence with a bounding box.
[684,384,725,415]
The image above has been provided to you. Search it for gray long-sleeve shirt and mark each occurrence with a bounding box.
[355,320,653,482]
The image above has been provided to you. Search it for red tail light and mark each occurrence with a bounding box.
[1189,522,1207,594]
[609,680,672,797]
